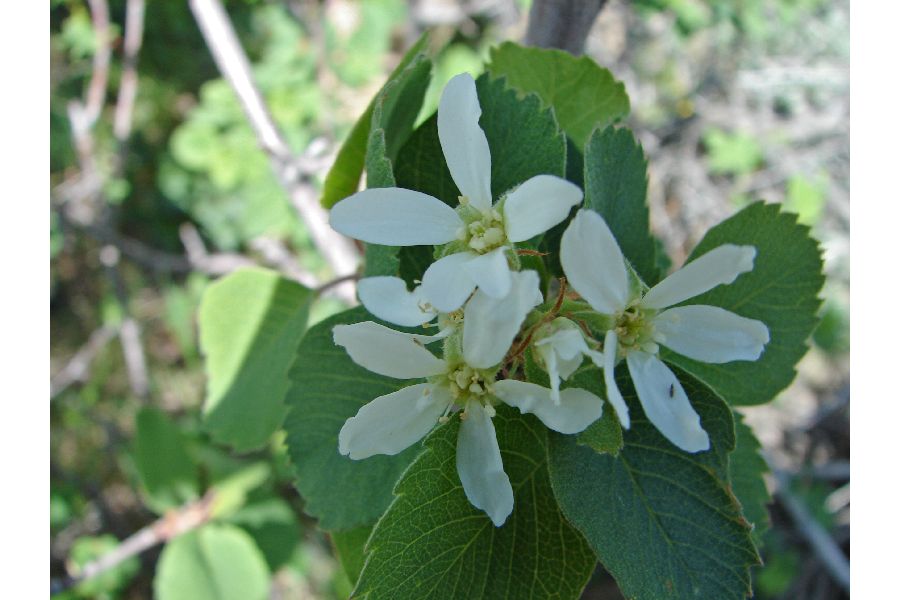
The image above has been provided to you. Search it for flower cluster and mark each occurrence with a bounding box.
[328,73,770,526]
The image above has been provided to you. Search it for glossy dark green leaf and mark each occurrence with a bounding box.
[660,202,824,406]
[548,369,759,600]
[584,126,659,285]
[283,307,421,530]
[354,406,595,600]
[133,407,198,514]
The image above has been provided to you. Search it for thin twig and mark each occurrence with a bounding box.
[100,246,150,399]
[50,326,117,399]
[315,272,361,297]
[772,468,850,592]
[59,492,217,592]
[188,0,360,299]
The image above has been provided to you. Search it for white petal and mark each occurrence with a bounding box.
[502,175,583,242]
[654,305,770,363]
[438,73,493,211]
[493,380,603,435]
[463,270,542,368]
[556,352,585,381]
[536,327,589,361]
[534,327,588,402]
[456,402,513,526]
[333,321,446,379]
[560,209,629,313]
[642,245,756,309]
[421,252,478,313]
[603,330,630,429]
[357,277,437,327]
[463,247,512,298]
[330,188,463,246]
[540,344,562,403]
[626,352,709,452]
[338,383,451,459]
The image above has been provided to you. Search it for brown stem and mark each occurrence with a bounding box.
[524,0,608,55]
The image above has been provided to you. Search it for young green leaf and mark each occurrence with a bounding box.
[577,406,624,456]
[354,407,595,600]
[660,202,824,406]
[729,412,771,546]
[584,126,660,285]
[283,307,422,530]
[199,268,312,452]
[321,32,432,209]
[548,369,759,600]
[133,407,198,514]
[363,53,434,278]
[154,524,270,600]
[486,42,630,148]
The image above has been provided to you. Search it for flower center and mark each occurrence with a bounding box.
[437,308,464,330]
[614,304,659,355]
[431,364,497,419]
[456,198,507,254]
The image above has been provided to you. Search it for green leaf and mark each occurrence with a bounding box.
[228,497,301,570]
[283,307,421,530]
[524,352,622,456]
[155,524,271,600]
[548,369,759,600]
[660,202,824,406]
[321,32,431,209]
[704,128,763,175]
[486,42,630,148]
[209,462,271,519]
[331,525,373,585]
[354,406,595,600]
[199,268,312,452]
[362,53,434,278]
[729,412,771,546]
[477,74,567,200]
[577,406,624,456]
[133,407,198,514]
[584,126,660,285]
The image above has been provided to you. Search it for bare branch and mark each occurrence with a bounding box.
[113,0,146,141]
[62,492,217,591]
[772,468,850,592]
[80,0,112,130]
[524,0,607,55]
[188,0,361,291]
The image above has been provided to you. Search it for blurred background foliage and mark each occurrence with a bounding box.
[50,0,848,598]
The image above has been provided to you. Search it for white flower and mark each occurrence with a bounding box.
[532,317,605,404]
[560,209,770,453]
[334,272,602,526]
[330,72,583,313]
